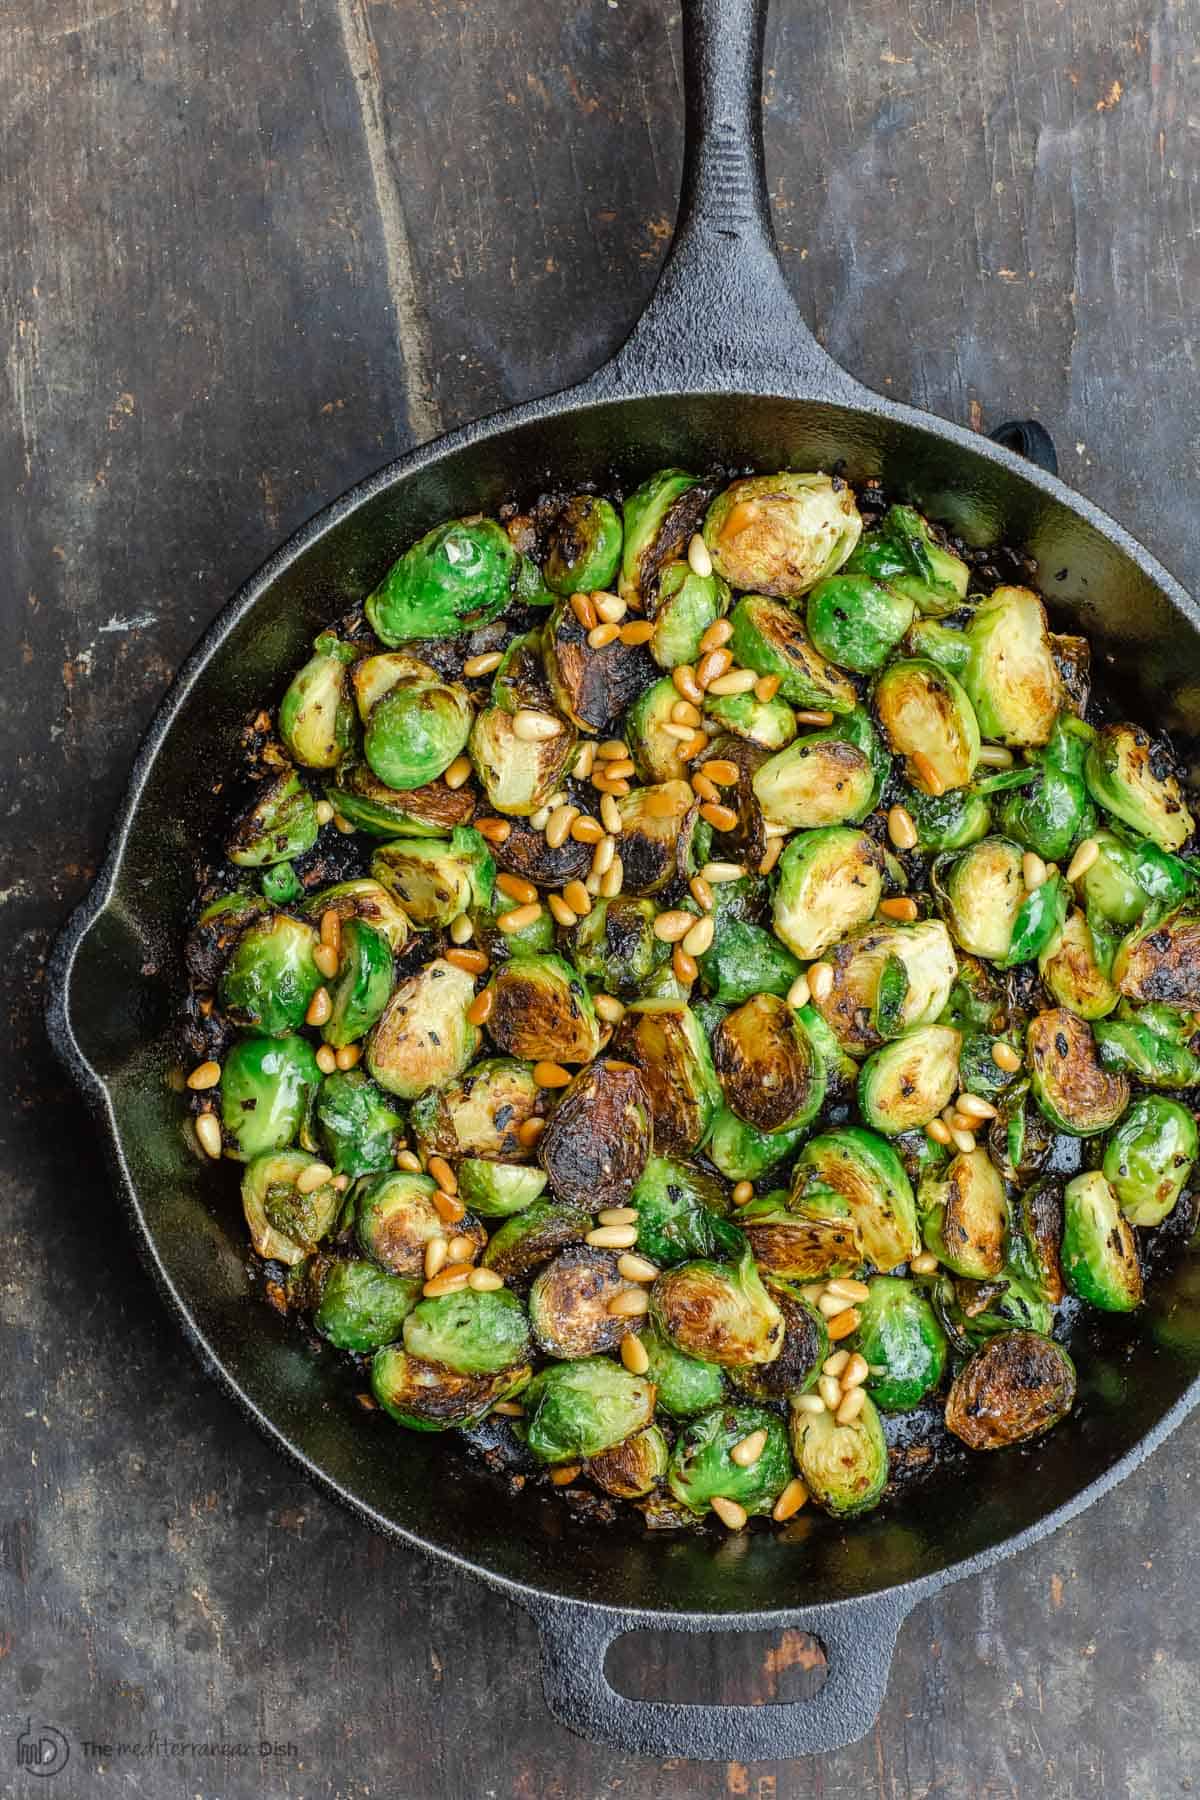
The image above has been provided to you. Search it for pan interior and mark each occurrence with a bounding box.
[67,390,1200,1616]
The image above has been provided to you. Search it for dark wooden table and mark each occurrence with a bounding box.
[5,2,1200,1793]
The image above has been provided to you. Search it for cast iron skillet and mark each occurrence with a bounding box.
[48,0,1200,1761]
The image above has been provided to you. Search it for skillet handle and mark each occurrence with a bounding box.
[589,0,861,402]
[523,1592,913,1759]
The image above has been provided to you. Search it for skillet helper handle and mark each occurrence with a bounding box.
[526,1593,911,1759]
[988,418,1059,476]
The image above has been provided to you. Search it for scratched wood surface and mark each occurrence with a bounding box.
[3,1,1200,1794]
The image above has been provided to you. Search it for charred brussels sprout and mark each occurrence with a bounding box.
[486,952,601,1065]
[1014,1178,1065,1305]
[411,1057,544,1163]
[706,1108,808,1183]
[589,1425,670,1499]
[322,919,393,1047]
[738,1191,863,1281]
[792,1126,920,1270]
[611,999,722,1154]
[543,600,654,733]
[187,889,270,988]
[713,993,826,1133]
[227,768,319,868]
[356,1170,459,1275]
[367,958,480,1099]
[371,831,490,929]
[903,616,972,675]
[523,1357,657,1463]
[363,678,473,792]
[790,1391,888,1517]
[919,1149,1008,1280]
[278,636,356,770]
[702,472,862,597]
[219,912,322,1036]
[962,587,1063,746]
[945,1330,1076,1450]
[366,517,517,644]
[570,897,669,997]
[752,730,875,830]
[1102,1096,1198,1227]
[874,659,980,795]
[315,1068,405,1177]
[901,783,991,852]
[936,837,1026,962]
[652,1249,785,1368]
[668,1405,792,1518]
[648,559,731,669]
[528,1247,638,1358]
[1026,1008,1130,1136]
[858,1025,962,1136]
[469,700,576,818]
[640,1325,726,1417]
[772,827,884,961]
[631,1157,742,1267]
[806,572,914,674]
[220,1034,320,1161]
[1038,908,1118,1020]
[1112,909,1200,1010]
[1061,1171,1143,1311]
[854,1278,947,1411]
[543,494,622,595]
[613,780,697,895]
[810,920,958,1057]
[313,1260,421,1352]
[846,504,969,618]
[619,469,703,607]
[456,1159,547,1217]
[481,1194,592,1281]
[299,879,411,953]
[327,758,476,839]
[1085,723,1194,852]
[728,1293,828,1400]
[727,595,858,713]
[538,1059,651,1210]
[403,1286,532,1376]
[241,1150,339,1265]
[371,1347,530,1432]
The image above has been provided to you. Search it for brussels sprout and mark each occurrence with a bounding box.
[357,1170,458,1274]
[1085,723,1194,852]
[652,1249,785,1368]
[363,678,473,793]
[366,517,517,644]
[220,1033,321,1161]
[260,862,303,907]
[738,1191,863,1281]
[1113,909,1200,1010]
[299,878,411,953]
[630,1157,741,1265]
[469,701,576,818]
[187,889,271,987]
[704,688,798,752]
[371,833,487,930]
[1076,829,1152,929]
[703,472,862,597]
[226,768,319,868]
[403,1286,531,1376]
[278,636,356,770]
[961,587,1063,746]
[1102,1096,1199,1226]
[313,1260,421,1352]
[956,1029,1022,1104]
[727,595,858,713]
[858,1024,962,1136]
[668,1404,792,1517]
[619,469,704,607]
[371,1346,530,1432]
[711,993,826,1134]
[538,1059,652,1211]
[806,572,915,674]
[938,1248,1055,1342]
[790,1390,888,1517]
[1038,908,1118,1020]
[528,1247,638,1358]
[945,1330,1076,1449]
[614,780,698,895]
[327,758,477,839]
[627,677,697,783]
[901,782,992,852]
[481,1194,592,1280]
[696,918,804,1007]
[648,559,732,669]
[902,616,973,675]
[792,1126,920,1270]
[610,999,722,1154]
[874,659,981,795]
[639,1324,727,1417]
[1124,835,1197,912]
[1026,1007,1130,1136]
[456,1159,547,1217]
[919,1149,1008,1280]
[1061,1170,1143,1312]
[570,897,669,997]
[544,494,622,595]
[988,1086,1055,1184]
[1013,1177,1065,1304]
[751,732,875,830]
[367,958,480,1099]
[589,1424,670,1499]
[853,1277,947,1411]
[524,1357,657,1463]
[219,912,322,1036]
[543,600,654,734]
[411,1057,544,1162]
[936,836,1025,961]
[1093,1007,1200,1088]
[810,920,959,1057]
[706,1107,808,1183]
[320,919,393,1048]
[315,1068,405,1177]
[351,650,441,720]
[486,952,600,1065]
[242,1149,340,1265]
[999,763,1093,867]
[772,827,885,961]
[848,504,969,617]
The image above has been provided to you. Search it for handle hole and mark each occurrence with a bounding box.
[605,1627,828,1707]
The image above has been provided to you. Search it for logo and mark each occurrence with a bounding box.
[16,1721,69,1779]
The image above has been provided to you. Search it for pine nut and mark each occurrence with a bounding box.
[586,1224,638,1249]
[702,860,745,883]
[433,1189,466,1225]
[926,1117,952,1146]
[534,1061,572,1088]
[597,793,621,836]
[823,1351,850,1377]
[809,962,834,1002]
[592,836,616,877]
[842,1353,870,1390]
[879,897,919,921]
[699,802,738,832]
[593,593,627,624]
[621,1333,651,1374]
[836,1386,867,1425]
[444,947,488,979]
[673,664,704,706]
[755,674,782,703]
[446,1233,476,1264]
[475,817,512,844]
[976,743,1014,768]
[588,622,620,649]
[600,857,623,898]
[818,1374,843,1409]
[826,1307,861,1342]
[495,872,536,905]
[498,902,543,934]
[468,1267,503,1292]
[570,815,604,845]
[424,1269,471,1298]
[316,1045,338,1074]
[794,708,834,727]
[887,805,918,851]
[620,620,655,645]
[597,1207,637,1226]
[673,945,697,983]
[957,1092,998,1122]
[585,871,602,896]
[187,1060,221,1091]
[706,668,757,697]
[691,772,719,803]
[449,913,475,945]
[732,1180,755,1206]
[710,1495,747,1531]
[462,652,502,679]
[663,720,698,742]
[603,758,636,780]
[911,751,945,796]
[545,805,579,849]
[951,1127,977,1155]
[305,987,332,1027]
[547,893,576,928]
[467,989,494,1026]
[792,1393,826,1415]
[758,839,783,875]
[550,1463,582,1486]
[335,1045,362,1071]
[698,618,734,654]
[594,993,625,1024]
[315,799,335,826]
[574,741,596,780]
[698,760,736,787]
[1022,851,1047,890]
[529,807,551,830]
[424,1237,448,1280]
[911,1250,939,1274]
[653,909,695,943]
[1067,837,1101,882]
[517,1117,546,1148]
[493,1400,525,1417]
[513,709,561,741]
[730,1428,768,1468]
[695,648,733,689]
[787,973,812,1010]
[195,1113,223,1159]
[424,1155,455,1194]
[559,879,589,919]
[617,1253,658,1282]
[607,1287,650,1318]
[395,1149,423,1172]
[313,943,339,979]
[296,1161,333,1194]
[827,1278,870,1301]
[682,916,715,957]
[571,592,599,631]
[672,699,702,726]
[772,1479,809,1522]
[333,813,355,834]
[687,532,713,577]
[991,1039,1022,1072]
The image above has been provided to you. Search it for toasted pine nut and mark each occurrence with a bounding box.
[710,1495,747,1531]
[787,973,812,1010]
[754,673,781,703]
[426,1155,456,1194]
[187,1060,221,1091]
[794,708,835,727]
[682,915,715,957]
[314,799,335,826]
[574,741,596,780]
[545,805,580,848]
[607,1287,650,1318]
[698,617,733,653]
[702,860,745,883]
[586,1224,638,1249]
[957,1092,998,1122]
[562,879,592,918]
[707,667,757,697]
[663,720,699,742]
[758,839,783,875]
[549,1463,582,1486]
[836,1386,867,1425]
[809,962,834,1003]
[695,647,733,689]
[475,817,512,844]
[588,622,620,649]
[295,1161,333,1194]
[1022,851,1048,890]
[617,1253,659,1283]
[671,699,702,726]
[1067,837,1101,882]
[463,650,503,678]
[513,709,561,742]
[772,1479,809,1522]
[497,902,543,934]
[548,893,577,928]
[732,1180,755,1206]
[594,993,625,1024]
[672,944,696,983]
[818,1374,843,1410]
[826,1307,861,1342]
[842,1353,870,1390]
[878,896,919,922]
[468,1267,504,1292]
[911,1250,940,1274]
[395,1149,423,1172]
[496,872,537,905]
[600,857,624,898]
[593,593,627,624]
[951,1127,977,1155]
[653,909,695,943]
[423,1268,471,1298]
[599,793,622,835]
[592,836,616,877]
[571,592,599,631]
[823,1350,851,1377]
[433,1189,466,1225]
[493,1400,526,1417]
[570,815,604,845]
[333,812,356,834]
[818,1290,855,1320]
[620,620,655,646]
[991,1039,1022,1073]
[672,664,704,705]
[699,802,738,832]
[689,874,714,911]
[597,739,629,761]
[887,805,918,851]
[976,743,1014,768]
[313,942,339,979]
[621,1333,651,1374]
[687,532,713,577]
[467,989,494,1026]
[335,1045,362,1071]
[449,913,475,945]
[926,1118,953,1146]
[446,1233,477,1264]
[691,772,719,803]
[305,987,332,1027]
[195,1112,223,1159]
[603,757,636,780]
[791,1393,826,1415]
[445,947,489,977]
[424,1237,448,1280]
[585,870,602,896]
[827,1278,871,1302]
[316,1045,338,1074]
[517,1117,547,1148]
[318,907,342,951]
[598,1207,638,1226]
[534,1061,572,1088]
[701,759,739,787]
[530,807,551,831]
[911,751,945,796]
[731,1428,768,1468]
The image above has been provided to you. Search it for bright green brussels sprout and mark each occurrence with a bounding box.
[363,678,473,792]
[809,920,959,1057]
[570,897,669,997]
[260,861,304,907]
[1075,828,1151,928]
[299,878,411,953]
[1113,909,1200,1010]
[544,494,623,595]
[356,1169,460,1274]
[751,730,876,830]
[372,829,491,929]
[702,472,862,597]
[220,1033,321,1161]
[523,1357,657,1463]
[315,1068,405,1177]
[241,1149,340,1265]
[313,1260,421,1352]
[612,780,698,895]
[918,1148,1008,1280]
[278,635,357,770]
[321,919,393,1047]
[651,1249,785,1368]
[854,1277,947,1411]
[589,1424,670,1499]
[705,1107,808,1182]
[371,1346,530,1432]
[639,1324,726,1417]
[696,917,804,1007]
[619,469,703,607]
[727,595,857,713]
[903,616,973,675]
[456,1159,547,1216]
[481,1194,592,1281]
[1092,1006,1200,1087]
[1102,1096,1198,1226]
[874,658,981,795]
[367,958,481,1099]
[1026,1007,1130,1136]
[737,1190,863,1281]
[935,836,1026,961]
[962,586,1063,746]
[403,1286,532,1376]
[1121,835,1197,912]
[631,1157,743,1267]
[226,768,319,868]
[538,1059,652,1210]
[945,1330,1076,1449]
[1061,1170,1144,1311]
[998,757,1094,865]
[627,676,699,783]
[703,686,798,751]
[772,827,885,961]
[486,952,601,1065]
[845,504,969,618]
[712,993,826,1133]
[1038,908,1118,1020]
[351,649,441,720]
[792,1126,920,1270]
[668,1404,792,1517]
[900,782,991,852]
[543,599,654,734]
[610,999,723,1155]
[790,1390,888,1517]
[858,1024,962,1136]
[648,559,731,669]
[528,1247,640,1358]
[219,912,322,1036]
[366,517,517,644]
[469,700,576,817]
[327,758,478,839]
[411,1057,544,1163]
[1085,722,1195,852]
[806,572,915,673]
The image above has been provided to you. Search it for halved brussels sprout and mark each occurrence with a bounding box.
[313,1260,421,1352]
[668,1404,792,1518]
[902,616,972,674]
[705,1107,808,1183]
[610,999,723,1154]
[614,780,698,895]
[367,958,480,1100]
[627,677,696,783]
[322,919,393,1047]
[697,917,804,1007]
[403,1286,532,1376]
[751,732,875,830]
[538,1059,652,1210]
[1038,908,1118,1020]
[356,1170,464,1274]
[371,1346,530,1432]
[900,782,991,852]
[528,1247,638,1358]
[918,1148,1008,1280]
[1014,1177,1065,1304]
[220,1033,321,1161]
[1085,723,1194,852]
[792,1126,920,1270]
[648,559,731,669]
[411,1057,544,1163]
[570,897,669,997]
[702,473,862,597]
[790,1390,888,1517]
[1112,909,1200,1010]
[481,1194,592,1281]
[772,827,884,961]
[1075,828,1152,929]
[315,1068,405,1177]
[366,517,517,644]
[1102,1096,1198,1227]
[1094,1006,1200,1088]
[1026,1007,1129,1136]
[227,768,319,869]
[962,586,1063,746]
[651,1249,784,1367]
[874,659,981,795]
[219,912,322,1036]
[589,1424,670,1499]
[712,993,826,1133]
[728,1292,828,1402]
[488,824,593,907]
[858,1025,962,1136]
[945,1330,1076,1449]
[806,572,914,673]
[543,600,655,733]
[371,834,484,928]
[351,650,440,720]
[187,889,270,988]
[523,1357,657,1463]
[936,836,1025,961]
[363,678,473,792]
[327,759,477,839]
[619,469,704,607]
[727,595,858,713]
[704,687,798,751]
[810,920,959,1057]
[639,1324,727,1417]
[242,1149,340,1265]
[738,1191,862,1281]
[1065,1168,1145,1313]
[299,878,411,953]
[544,494,623,595]
[469,701,577,819]
[486,952,601,1065]
[846,504,969,618]
[853,1277,947,1412]
[278,636,356,770]
[456,1159,547,1217]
